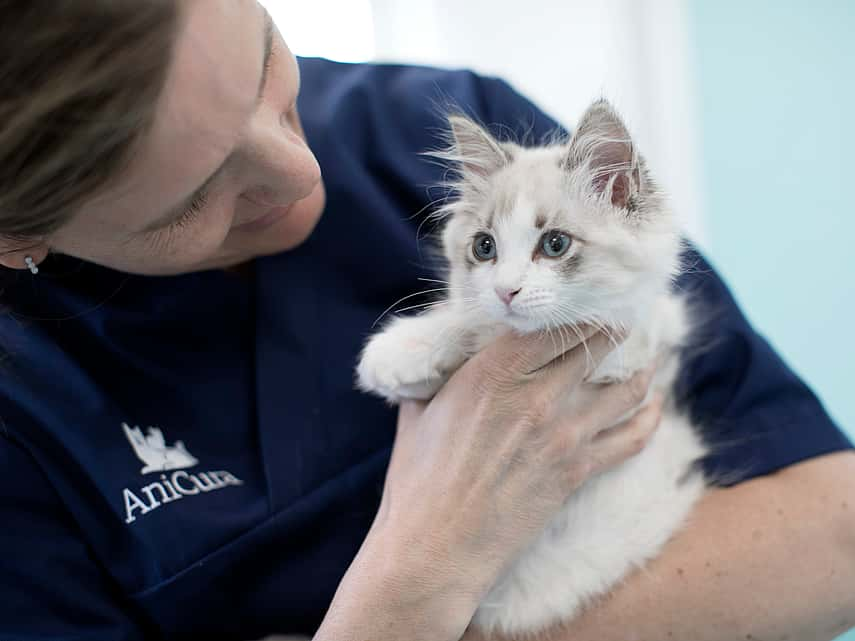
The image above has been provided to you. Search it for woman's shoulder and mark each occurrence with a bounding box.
[296,56,565,161]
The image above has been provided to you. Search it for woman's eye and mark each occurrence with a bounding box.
[169,192,208,230]
[541,230,572,257]
[472,233,497,261]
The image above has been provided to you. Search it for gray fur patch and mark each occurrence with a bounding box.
[557,251,582,277]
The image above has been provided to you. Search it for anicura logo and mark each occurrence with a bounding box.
[120,423,244,524]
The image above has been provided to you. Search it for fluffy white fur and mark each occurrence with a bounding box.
[356,99,708,637]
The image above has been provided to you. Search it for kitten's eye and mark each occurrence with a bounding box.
[541,230,572,257]
[472,233,497,261]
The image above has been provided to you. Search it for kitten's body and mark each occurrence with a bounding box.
[356,100,708,636]
[468,295,707,634]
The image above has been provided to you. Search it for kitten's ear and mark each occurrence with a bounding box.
[564,99,643,210]
[448,115,512,179]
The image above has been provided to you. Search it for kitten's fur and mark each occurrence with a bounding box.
[356,99,708,636]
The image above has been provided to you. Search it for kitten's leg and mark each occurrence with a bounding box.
[356,306,472,403]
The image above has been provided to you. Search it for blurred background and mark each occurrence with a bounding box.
[261,0,854,436]
[261,6,854,632]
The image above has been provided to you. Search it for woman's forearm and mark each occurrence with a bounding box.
[463,451,855,641]
[313,519,488,641]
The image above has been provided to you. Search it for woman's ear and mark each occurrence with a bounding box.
[0,238,49,272]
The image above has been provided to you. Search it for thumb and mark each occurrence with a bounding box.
[397,398,428,434]
[477,324,601,377]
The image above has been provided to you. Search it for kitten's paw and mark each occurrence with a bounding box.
[356,319,461,403]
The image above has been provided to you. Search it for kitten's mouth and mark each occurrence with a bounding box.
[496,304,563,333]
[499,307,543,332]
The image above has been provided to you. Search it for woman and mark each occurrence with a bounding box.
[0,2,852,641]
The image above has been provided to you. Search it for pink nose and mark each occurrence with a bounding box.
[495,287,521,306]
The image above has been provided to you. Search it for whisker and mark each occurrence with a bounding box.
[417,277,451,285]
[391,299,452,315]
[372,287,456,328]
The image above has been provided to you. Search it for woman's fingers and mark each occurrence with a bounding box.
[586,393,664,475]
[474,324,601,381]
[534,329,628,399]
[572,363,658,434]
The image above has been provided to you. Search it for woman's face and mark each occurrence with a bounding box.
[48,0,325,275]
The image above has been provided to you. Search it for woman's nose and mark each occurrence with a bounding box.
[241,111,321,206]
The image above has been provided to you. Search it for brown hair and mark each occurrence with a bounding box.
[0,1,179,240]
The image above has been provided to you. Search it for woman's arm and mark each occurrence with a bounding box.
[311,517,487,641]
[462,450,855,641]
[313,326,664,641]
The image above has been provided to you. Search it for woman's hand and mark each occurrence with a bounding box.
[362,326,663,639]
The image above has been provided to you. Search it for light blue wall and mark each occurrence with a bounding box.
[686,3,854,639]
[687,0,854,438]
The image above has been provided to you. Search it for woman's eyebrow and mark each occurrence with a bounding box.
[143,10,275,233]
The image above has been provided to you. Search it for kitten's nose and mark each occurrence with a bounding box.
[495,286,521,306]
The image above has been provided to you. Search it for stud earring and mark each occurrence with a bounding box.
[24,255,38,275]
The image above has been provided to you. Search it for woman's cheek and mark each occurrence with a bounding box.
[172,201,237,262]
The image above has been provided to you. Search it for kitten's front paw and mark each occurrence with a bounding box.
[356,319,460,403]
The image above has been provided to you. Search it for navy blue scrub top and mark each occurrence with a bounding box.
[0,57,850,641]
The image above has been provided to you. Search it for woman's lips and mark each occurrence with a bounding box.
[231,202,295,233]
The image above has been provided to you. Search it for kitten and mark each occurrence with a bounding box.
[356,99,708,637]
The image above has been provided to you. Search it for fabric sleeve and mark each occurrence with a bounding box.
[0,436,148,641]
[670,248,852,484]
[465,73,853,483]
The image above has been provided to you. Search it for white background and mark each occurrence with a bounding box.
[261,0,707,244]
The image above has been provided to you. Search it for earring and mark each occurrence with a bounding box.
[24,255,39,275]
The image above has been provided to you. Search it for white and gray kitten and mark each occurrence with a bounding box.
[356,99,708,637]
